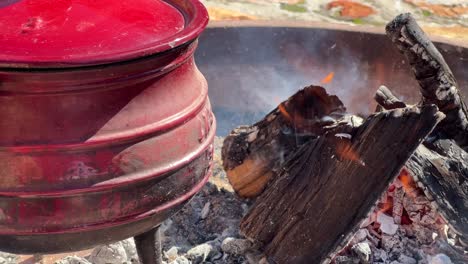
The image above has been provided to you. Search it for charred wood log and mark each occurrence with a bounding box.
[375,85,407,110]
[386,13,468,149]
[375,86,468,244]
[239,104,443,264]
[222,13,466,264]
[385,13,468,241]
[221,86,351,198]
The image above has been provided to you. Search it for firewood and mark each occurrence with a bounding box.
[375,86,468,245]
[374,85,407,110]
[386,13,468,149]
[384,13,468,243]
[221,86,350,198]
[240,104,443,264]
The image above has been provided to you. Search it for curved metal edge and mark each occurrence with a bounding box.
[206,20,468,48]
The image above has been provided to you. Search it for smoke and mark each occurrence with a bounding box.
[196,26,464,136]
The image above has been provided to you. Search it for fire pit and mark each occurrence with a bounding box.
[197,21,467,135]
[198,20,467,263]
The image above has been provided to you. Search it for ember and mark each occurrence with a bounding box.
[321,71,335,84]
[335,140,365,166]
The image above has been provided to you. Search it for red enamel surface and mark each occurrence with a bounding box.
[0,0,212,253]
[0,0,209,67]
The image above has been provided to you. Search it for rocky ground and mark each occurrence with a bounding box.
[203,0,468,42]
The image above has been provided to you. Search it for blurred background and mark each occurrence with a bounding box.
[203,0,468,42]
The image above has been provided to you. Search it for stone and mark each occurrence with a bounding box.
[221,237,253,255]
[186,243,214,263]
[164,247,179,262]
[377,213,399,235]
[351,242,371,263]
[428,254,453,264]
[55,256,92,264]
[350,229,369,245]
[121,238,138,263]
[169,256,190,264]
[381,235,401,251]
[373,248,388,262]
[398,254,417,264]
[334,255,360,264]
[88,242,128,264]
[201,202,211,219]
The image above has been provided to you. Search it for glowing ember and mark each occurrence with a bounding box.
[398,169,418,198]
[336,140,365,166]
[278,103,294,123]
[321,72,335,84]
[378,198,393,215]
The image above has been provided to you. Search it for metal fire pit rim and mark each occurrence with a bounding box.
[207,20,468,49]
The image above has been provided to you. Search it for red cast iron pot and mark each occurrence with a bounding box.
[0,0,214,254]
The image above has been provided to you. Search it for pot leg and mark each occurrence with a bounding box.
[134,226,163,264]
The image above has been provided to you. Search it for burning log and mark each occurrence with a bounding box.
[221,12,467,264]
[375,86,468,246]
[241,103,442,263]
[384,13,468,244]
[222,85,443,263]
[222,86,348,198]
[386,13,468,149]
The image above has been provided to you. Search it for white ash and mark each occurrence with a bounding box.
[221,237,253,255]
[159,136,251,264]
[0,252,18,264]
[352,242,372,263]
[55,256,91,264]
[334,171,467,264]
[164,247,179,262]
[88,242,128,264]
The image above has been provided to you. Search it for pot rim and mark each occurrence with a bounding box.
[0,0,209,69]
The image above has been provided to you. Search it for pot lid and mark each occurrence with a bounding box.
[0,0,208,68]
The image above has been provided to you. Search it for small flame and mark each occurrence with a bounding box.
[378,199,393,214]
[336,140,365,166]
[278,103,293,123]
[321,72,335,84]
[398,169,417,198]
[278,102,306,126]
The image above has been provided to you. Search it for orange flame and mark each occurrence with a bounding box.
[378,199,393,214]
[278,103,293,123]
[398,169,417,198]
[321,72,335,84]
[336,141,364,166]
[278,102,306,127]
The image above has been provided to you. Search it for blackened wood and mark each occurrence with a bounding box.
[386,13,468,149]
[374,86,468,243]
[240,105,443,264]
[374,85,407,110]
[221,86,348,198]
[134,226,162,264]
[407,143,468,240]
